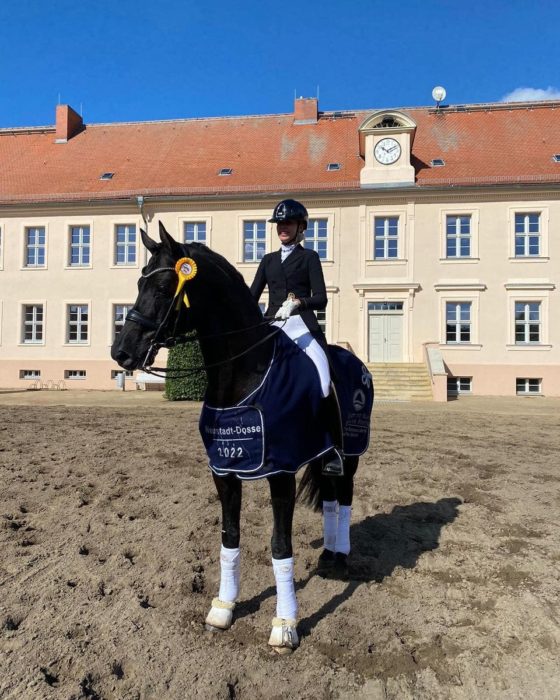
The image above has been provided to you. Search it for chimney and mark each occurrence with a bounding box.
[55,104,84,143]
[293,97,318,125]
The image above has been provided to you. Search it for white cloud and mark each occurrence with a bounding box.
[501,86,560,102]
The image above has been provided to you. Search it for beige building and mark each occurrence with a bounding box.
[1,98,559,399]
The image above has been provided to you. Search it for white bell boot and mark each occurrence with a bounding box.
[205,597,236,631]
[268,617,299,654]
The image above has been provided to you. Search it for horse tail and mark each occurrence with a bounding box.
[296,458,323,512]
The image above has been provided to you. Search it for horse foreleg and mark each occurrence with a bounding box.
[205,473,242,632]
[267,473,299,654]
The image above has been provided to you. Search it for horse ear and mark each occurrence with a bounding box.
[140,227,158,254]
[158,221,183,253]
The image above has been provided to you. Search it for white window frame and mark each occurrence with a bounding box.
[20,369,41,380]
[447,376,472,395]
[68,225,92,267]
[445,301,472,344]
[112,303,133,343]
[179,215,212,249]
[505,285,551,349]
[305,218,329,261]
[514,301,541,345]
[440,209,479,261]
[516,377,542,395]
[23,225,47,269]
[20,302,45,345]
[508,206,549,261]
[65,303,90,345]
[64,369,87,380]
[373,215,399,260]
[366,208,408,265]
[241,219,267,263]
[435,286,483,348]
[114,224,137,266]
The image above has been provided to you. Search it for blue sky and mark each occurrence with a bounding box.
[1,0,559,128]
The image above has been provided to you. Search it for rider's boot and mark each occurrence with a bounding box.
[322,386,344,476]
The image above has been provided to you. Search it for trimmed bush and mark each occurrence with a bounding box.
[165,337,207,401]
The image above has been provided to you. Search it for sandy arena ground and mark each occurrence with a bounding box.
[1,389,559,699]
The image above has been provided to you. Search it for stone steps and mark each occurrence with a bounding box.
[368,363,434,401]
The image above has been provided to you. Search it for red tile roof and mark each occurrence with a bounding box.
[1,102,560,204]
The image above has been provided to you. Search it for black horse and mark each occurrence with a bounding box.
[111,222,373,653]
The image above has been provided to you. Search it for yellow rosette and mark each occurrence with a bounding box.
[174,257,198,308]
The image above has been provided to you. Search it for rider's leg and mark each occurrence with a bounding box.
[294,334,344,476]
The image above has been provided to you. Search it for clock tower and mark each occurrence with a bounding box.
[359,110,416,187]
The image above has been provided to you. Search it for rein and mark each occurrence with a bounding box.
[127,261,283,378]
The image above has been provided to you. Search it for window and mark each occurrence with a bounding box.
[25,227,46,267]
[316,309,327,335]
[115,224,136,265]
[65,370,86,380]
[22,304,43,343]
[515,213,540,257]
[447,376,472,395]
[446,302,471,343]
[516,378,541,395]
[515,302,540,344]
[111,369,133,378]
[305,219,328,260]
[67,304,89,343]
[19,369,41,380]
[368,302,403,312]
[374,217,398,259]
[446,215,471,258]
[69,226,91,266]
[113,304,132,341]
[431,158,445,167]
[184,222,206,244]
[327,163,341,171]
[218,168,233,176]
[243,221,266,262]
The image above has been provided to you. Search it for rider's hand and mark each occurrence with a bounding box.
[275,299,300,320]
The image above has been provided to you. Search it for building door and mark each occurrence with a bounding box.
[368,302,404,362]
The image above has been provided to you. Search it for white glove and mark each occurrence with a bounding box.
[275,299,300,320]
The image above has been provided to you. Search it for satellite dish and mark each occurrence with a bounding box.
[432,86,447,104]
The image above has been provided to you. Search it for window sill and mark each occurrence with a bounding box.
[110,263,140,270]
[441,343,482,350]
[366,259,408,265]
[21,266,48,271]
[65,342,91,347]
[64,265,93,270]
[508,256,549,263]
[18,342,45,347]
[506,344,552,351]
[439,258,479,264]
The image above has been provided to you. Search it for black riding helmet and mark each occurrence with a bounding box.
[269,199,309,231]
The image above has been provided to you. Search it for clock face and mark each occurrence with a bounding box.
[374,137,401,165]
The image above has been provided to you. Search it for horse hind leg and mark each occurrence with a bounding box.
[205,474,241,632]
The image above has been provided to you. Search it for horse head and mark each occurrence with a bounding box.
[111,221,265,374]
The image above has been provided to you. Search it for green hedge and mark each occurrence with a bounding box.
[165,337,207,401]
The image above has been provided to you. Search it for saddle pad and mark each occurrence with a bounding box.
[200,331,332,480]
[329,345,374,456]
[200,405,265,475]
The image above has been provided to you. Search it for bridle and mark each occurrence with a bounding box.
[125,261,282,378]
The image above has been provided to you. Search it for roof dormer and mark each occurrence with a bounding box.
[359,110,416,187]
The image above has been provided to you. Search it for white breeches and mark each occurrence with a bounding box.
[274,316,331,398]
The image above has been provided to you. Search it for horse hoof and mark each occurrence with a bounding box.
[334,553,349,577]
[268,617,299,653]
[205,598,235,631]
[317,549,335,575]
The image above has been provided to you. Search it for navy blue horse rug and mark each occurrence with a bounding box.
[199,331,373,480]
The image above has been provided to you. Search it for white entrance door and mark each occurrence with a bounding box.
[368,303,404,362]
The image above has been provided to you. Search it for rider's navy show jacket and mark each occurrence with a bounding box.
[250,245,327,335]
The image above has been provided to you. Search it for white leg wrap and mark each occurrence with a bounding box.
[268,616,299,652]
[218,545,240,603]
[205,597,236,630]
[323,500,338,552]
[335,505,352,555]
[272,556,298,621]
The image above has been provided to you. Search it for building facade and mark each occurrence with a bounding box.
[1,99,559,397]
